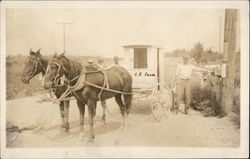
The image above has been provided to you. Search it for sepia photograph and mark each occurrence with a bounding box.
[0,1,249,158]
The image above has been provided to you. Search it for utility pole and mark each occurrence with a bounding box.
[55,22,74,53]
[219,16,222,53]
[220,9,238,117]
[187,34,189,52]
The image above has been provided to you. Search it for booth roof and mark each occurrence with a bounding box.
[122,44,163,48]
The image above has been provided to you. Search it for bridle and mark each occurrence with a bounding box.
[25,56,46,80]
[42,58,66,88]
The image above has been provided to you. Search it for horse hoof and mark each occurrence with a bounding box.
[88,137,95,142]
[61,125,66,129]
[65,122,70,130]
[119,126,126,131]
[175,110,178,115]
[102,116,106,121]
[60,128,64,133]
[65,128,70,133]
[101,121,106,126]
[80,136,84,141]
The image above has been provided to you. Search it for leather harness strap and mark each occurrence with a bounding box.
[97,70,109,101]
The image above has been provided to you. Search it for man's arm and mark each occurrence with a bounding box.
[191,65,209,72]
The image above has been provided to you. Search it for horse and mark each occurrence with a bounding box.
[42,53,133,142]
[21,49,107,133]
[21,49,72,132]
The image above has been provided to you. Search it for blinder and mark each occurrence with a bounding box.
[44,58,66,87]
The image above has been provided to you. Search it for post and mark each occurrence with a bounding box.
[219,16,222,53]
[63,23,65,52]
[220,9,238,117]
[55,22,74,53]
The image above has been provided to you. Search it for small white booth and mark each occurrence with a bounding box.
[120,44,164,89]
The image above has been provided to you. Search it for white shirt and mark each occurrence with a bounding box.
[176,64,206,79]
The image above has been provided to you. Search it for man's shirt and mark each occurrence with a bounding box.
[176,64,205,79]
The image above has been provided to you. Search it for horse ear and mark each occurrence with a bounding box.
[37,48,41,53]
[35,48,41,56]
[53,52,57,58]
[29,48,33,54]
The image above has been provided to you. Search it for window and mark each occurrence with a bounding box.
[134,48,147,69]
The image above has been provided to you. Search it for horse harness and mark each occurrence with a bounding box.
[45,58,111,101]
[42,58,67,86]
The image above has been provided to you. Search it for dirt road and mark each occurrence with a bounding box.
[6,95,239,147]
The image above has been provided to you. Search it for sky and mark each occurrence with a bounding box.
[6,8,228,57]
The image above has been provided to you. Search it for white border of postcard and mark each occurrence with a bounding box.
[1,1,249,158]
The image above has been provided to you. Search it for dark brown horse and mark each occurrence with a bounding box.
[43,53,133,142]
[21,49,72,132]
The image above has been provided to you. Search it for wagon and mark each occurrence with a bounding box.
[119,44,173,121]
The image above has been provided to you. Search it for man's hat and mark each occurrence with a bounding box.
[87,58,94,63]
[114,56,119,60]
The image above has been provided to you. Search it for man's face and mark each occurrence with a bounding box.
[183,58,188,64]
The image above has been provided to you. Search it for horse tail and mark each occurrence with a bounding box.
[123,93,132,115]
[122,74,133,115]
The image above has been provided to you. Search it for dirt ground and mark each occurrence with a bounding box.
[6,95,239,147]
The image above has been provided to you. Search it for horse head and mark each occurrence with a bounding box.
[21,48,44,84]
[42,52,69,89]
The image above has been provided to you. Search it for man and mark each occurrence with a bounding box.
[174,54,208,114]
[113,56,119,65]
[97,58,106,69]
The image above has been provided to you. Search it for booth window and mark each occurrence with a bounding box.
[134,48,148,69]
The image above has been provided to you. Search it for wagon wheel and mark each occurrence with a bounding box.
[150,82,172,121]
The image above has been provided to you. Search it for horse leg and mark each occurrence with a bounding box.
[77,99,85,140]
[59,102,66,132]
[63,100,70,133]
[101,100,106,124]
[87,99,96,142]
[115,94,126,129]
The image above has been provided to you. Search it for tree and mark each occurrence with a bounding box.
[191,42,204,63]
